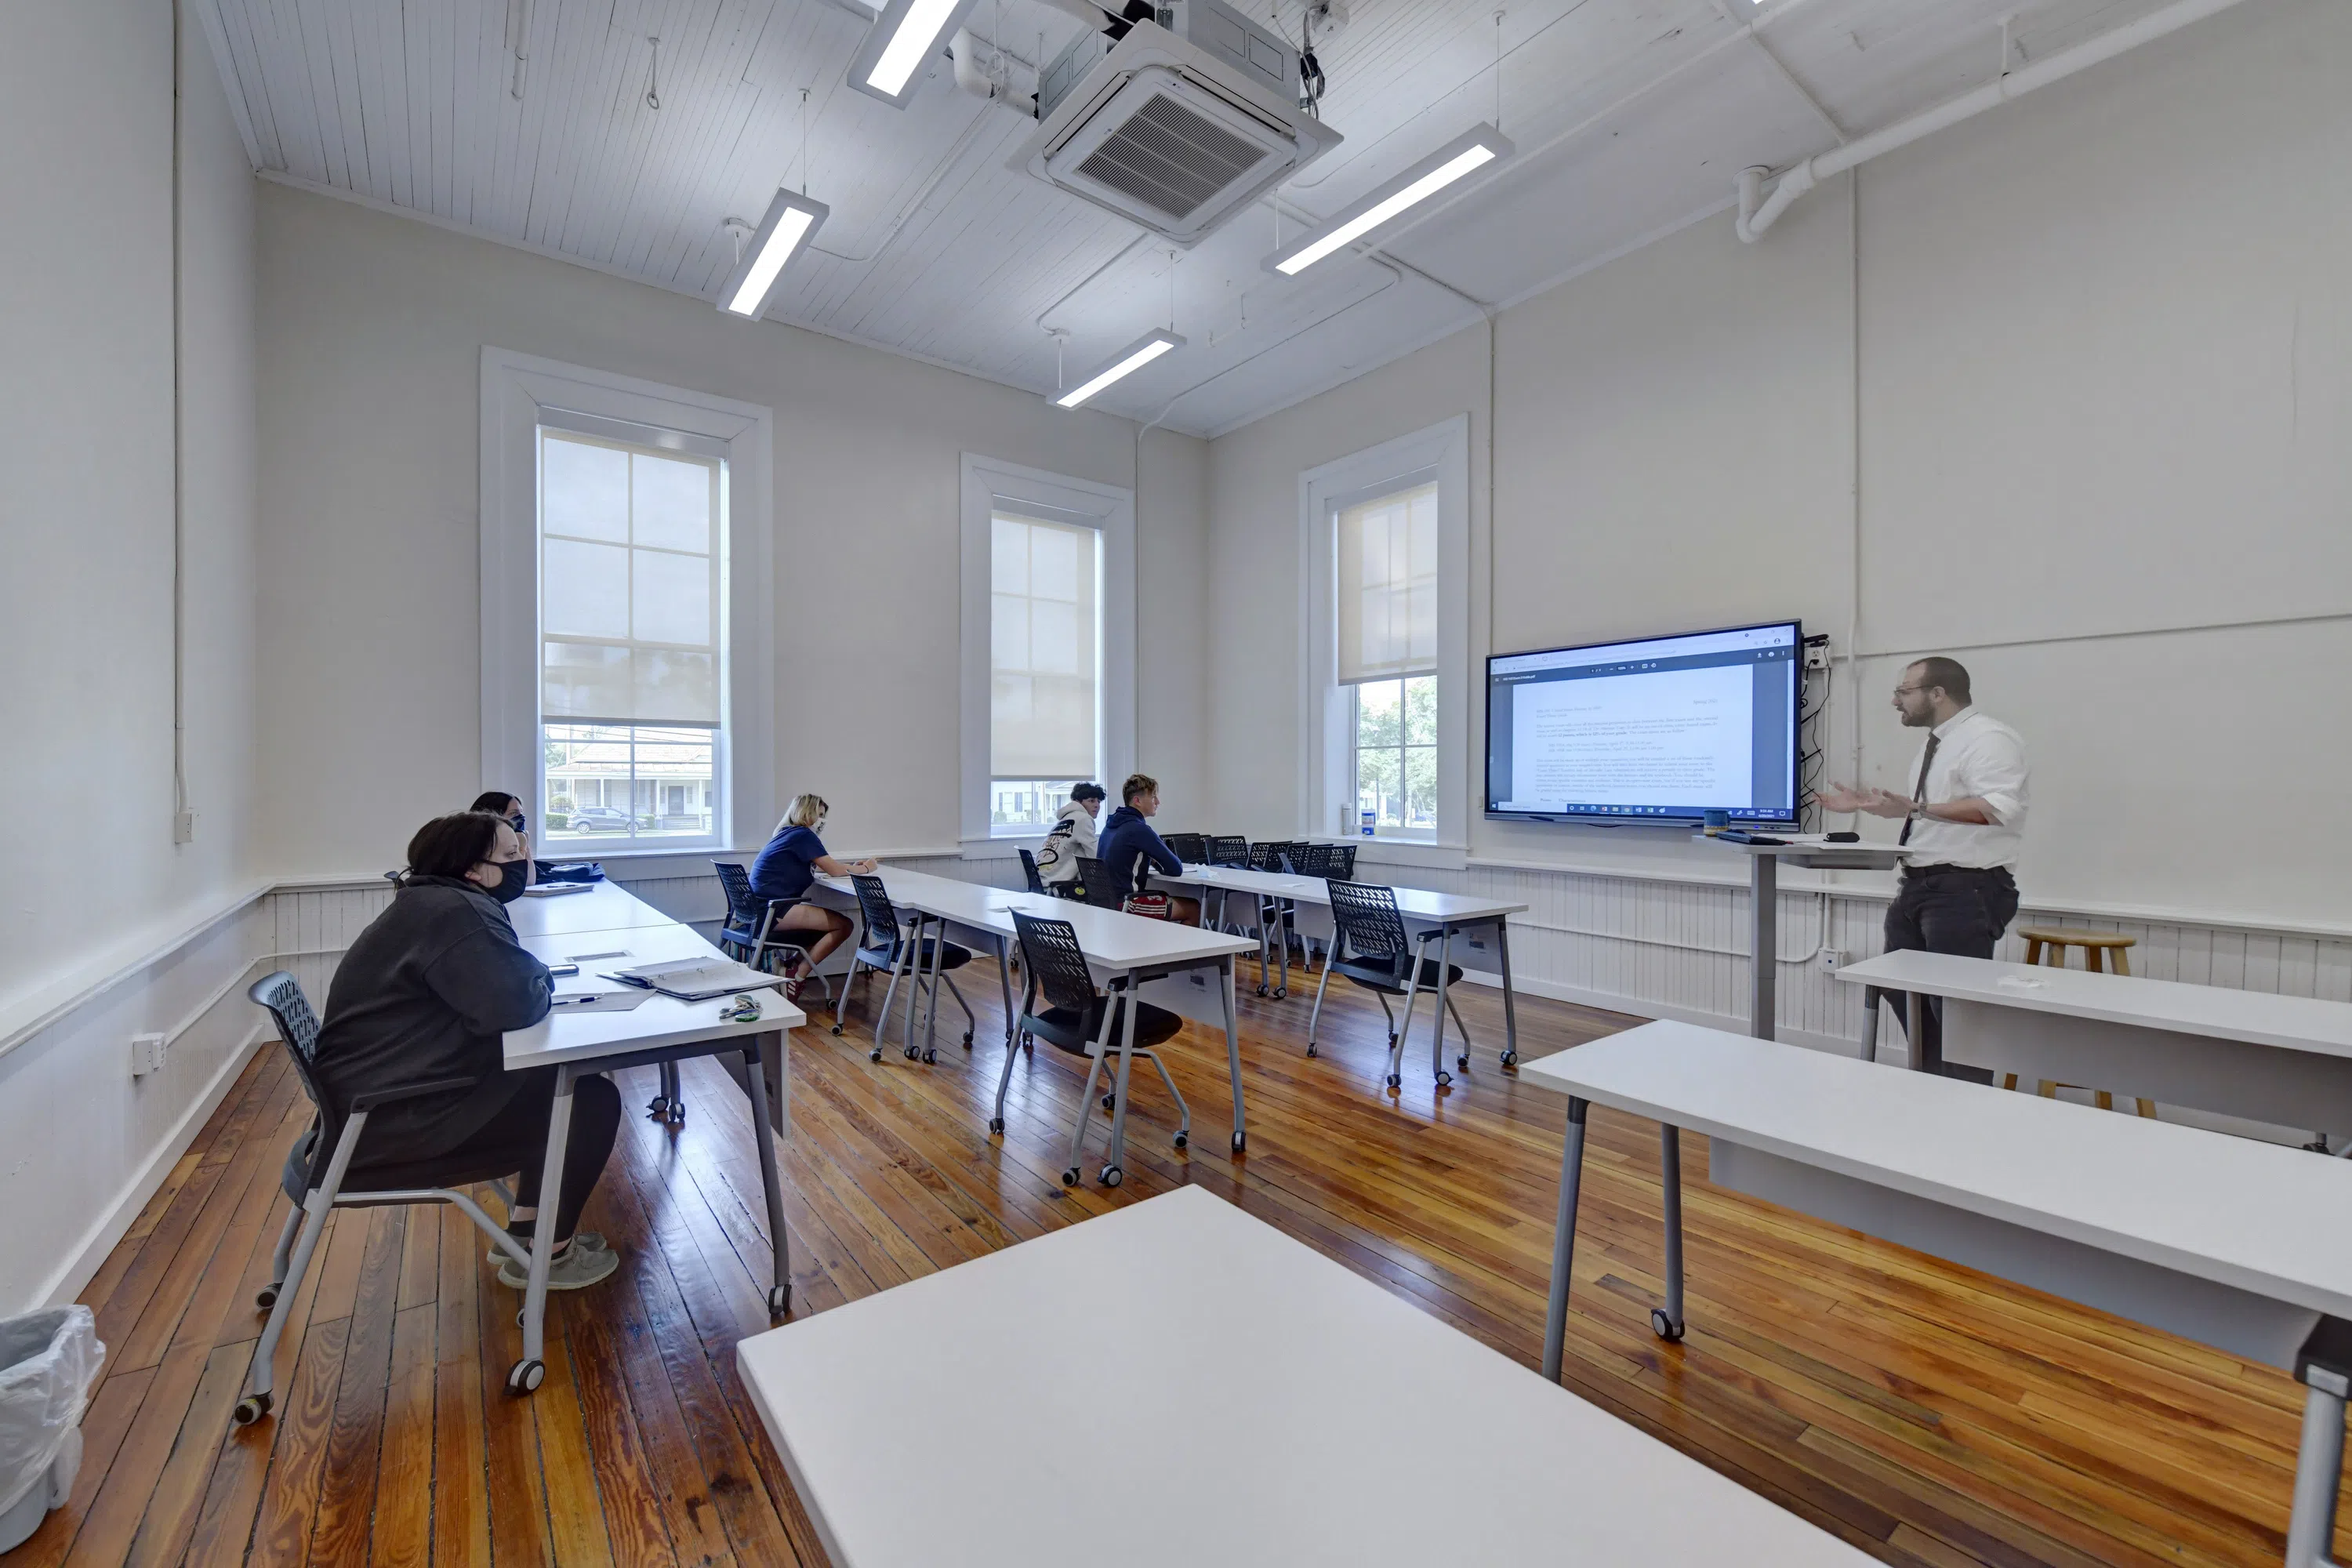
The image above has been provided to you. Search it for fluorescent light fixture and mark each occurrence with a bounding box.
[1262,124,1515,277]
[848,0,982,107]
[1054,330,1185,409]
[719,187,829,318]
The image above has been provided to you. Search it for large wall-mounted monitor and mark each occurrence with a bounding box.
[1485,620,1802,826]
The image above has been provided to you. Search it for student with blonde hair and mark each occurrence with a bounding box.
[749,794,877,990]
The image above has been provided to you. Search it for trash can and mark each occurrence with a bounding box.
[0,1306,104,1552]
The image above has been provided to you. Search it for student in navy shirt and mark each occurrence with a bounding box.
[749,793,877,985]
[1094,773,1200,924]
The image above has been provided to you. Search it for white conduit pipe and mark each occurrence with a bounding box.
[1737,0,2252,242]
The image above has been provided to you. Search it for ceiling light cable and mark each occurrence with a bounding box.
[646,36,660,110]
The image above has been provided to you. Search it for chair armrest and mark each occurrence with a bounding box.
[350,1073,485,1112]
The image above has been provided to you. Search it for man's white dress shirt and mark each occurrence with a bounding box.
[1900,707,2028,871]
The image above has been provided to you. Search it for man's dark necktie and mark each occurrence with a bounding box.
[1898,734,1940,846]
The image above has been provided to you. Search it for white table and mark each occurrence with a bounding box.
[815,867,1257,1183]
[1697,835,1910,1040]
[506,880,684,938]
[735,1185,1876,1568]
[1838,949,2352,1136]
[501,893,804,1393]
[1522,1020,2352,1567]
[1159,862,1529,1081]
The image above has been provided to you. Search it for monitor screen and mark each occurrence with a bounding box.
[1485,621,1801,826]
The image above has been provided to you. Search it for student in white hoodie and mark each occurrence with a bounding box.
[1033,782,1106,894]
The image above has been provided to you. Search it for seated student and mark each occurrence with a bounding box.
[466,790,536,885]
[749,793,879,996]
[1033,782,1105,895]
[314,811,620,1290]
[1094,773,1200,924]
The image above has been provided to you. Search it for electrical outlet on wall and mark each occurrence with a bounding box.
[173,810,196,844]
[1802,635,1832,671]
[131,1033,168,1077]
[1819,949,1849,971]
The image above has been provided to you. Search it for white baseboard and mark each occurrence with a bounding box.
[39,1022,270,1310]
[1450,967,1863,1059]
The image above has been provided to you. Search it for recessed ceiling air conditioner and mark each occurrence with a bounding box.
[1011,3,1342,246]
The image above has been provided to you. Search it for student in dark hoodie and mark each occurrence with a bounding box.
[1093,773,1200,924]
[314,810,621,1291]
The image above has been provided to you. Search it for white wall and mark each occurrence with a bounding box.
[1208,0,2352,931]
[0,0,261,1312]
[253,183,1210,876]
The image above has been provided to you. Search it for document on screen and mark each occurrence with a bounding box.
[1510,666,1755,807]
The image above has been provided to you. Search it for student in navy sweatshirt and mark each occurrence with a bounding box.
[1094,774,1200,924]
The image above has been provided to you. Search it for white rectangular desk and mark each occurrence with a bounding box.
[1838,949,2352,1136]
[503,899,804,1393]
[506,880,684,938]
[1697,835,1909,1040]
[1522,1020,2352,1567]
[814,867,1256,1181]
[1158,862,1529,1078]
[735,1185,1875,1568]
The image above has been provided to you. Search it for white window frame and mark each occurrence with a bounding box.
[960,454,1135,853]
[1300,416,1470,851]
[481,348,776,855]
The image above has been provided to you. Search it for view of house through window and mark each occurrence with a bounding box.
[990,511,1101,830]
[1338,479,1438,837]
[538,426,724,843]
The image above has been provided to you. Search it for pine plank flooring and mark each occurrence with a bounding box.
[11,958,2339,1566]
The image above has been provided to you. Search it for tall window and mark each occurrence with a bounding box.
[1338,481,1439,837]
[536,427,724,843]
[990,512,1101,829]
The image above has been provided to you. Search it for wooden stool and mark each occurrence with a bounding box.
[2006,927,2154,1116]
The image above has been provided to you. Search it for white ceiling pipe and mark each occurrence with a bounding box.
[1736,0,2255,242]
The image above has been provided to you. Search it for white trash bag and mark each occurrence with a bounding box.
[0,1306,104,1552]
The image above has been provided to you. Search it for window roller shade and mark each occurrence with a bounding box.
[990,512,1099,779]
[1336,481,1438,684]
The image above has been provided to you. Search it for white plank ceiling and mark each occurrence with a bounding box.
[197,0,2197,435]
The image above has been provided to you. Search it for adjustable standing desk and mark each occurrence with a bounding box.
[1696,835,1909,1040]
[814,867,1256,1179]
[735,1185,1876,1568]
[1523,1020,2352,1567]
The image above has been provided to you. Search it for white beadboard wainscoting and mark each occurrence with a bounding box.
[14,850,2346,1313]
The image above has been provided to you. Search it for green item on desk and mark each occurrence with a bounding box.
[720,994,764,1023]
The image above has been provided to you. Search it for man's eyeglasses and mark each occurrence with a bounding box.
[1892,685,1933,699]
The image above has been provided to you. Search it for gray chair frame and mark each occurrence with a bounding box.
[1307,880,1475,1089]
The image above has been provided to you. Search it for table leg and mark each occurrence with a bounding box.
[1430,926,1455,1087]
[1655,1125,1686,1342]
[1496,918,1520,1069]
[1275,904,1290,998]
[1222,956,1246,1155]
[518,1065,578,1377]
[1751,852,1777,1040]
[1101,975,1142,1184]
[1388,937,1428,1091]
[1857,985,1882,1062]
[993,931,1016,1056]
[2287,1371,2347,1567]
[1541,1096,1590,1384]
[1911,991,1944,1074]
[739,1032,792,1316]
[920,914,946,1062]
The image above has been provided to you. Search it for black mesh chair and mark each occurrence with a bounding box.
[1209,836,1249,869]
[1075,855,1128,911]
[837,873,975,1065]
[1291,843,1331,877]
[234,972,532,1426]
[1018,848,1047,894]
[998,913,1189,1186]
[1325,843,1357,881]
[1163,833,1209,864]
[1308,880,1474,1090]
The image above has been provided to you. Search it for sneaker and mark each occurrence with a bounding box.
[498,1239,620,1292]
[490,1229,605,1265]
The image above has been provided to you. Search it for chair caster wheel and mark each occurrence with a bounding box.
[667,1102,686,1124]
[1231,1131,1246,1153]
[1501,1051,1519,1069]
[1436,1071,1452,1088]
[1173,1131,1188,1149]
[1062,1167,1080,1186]
[1102,1092,1117,1113]
[1254,985,1269,998]
[1099,1165,1123,1188]
[232,1392,272,1426]
[506,1359,546,1394]
[1273,988,1287,1000]
[1385,1073,1401,1090]
[962,1032,974,1049]
[1304,1042,1317,1058]
[830,1024,844,1036]
[255,1284,279,1310]
[1651,1309,1685,1343]
[767,1285,791,1315]
[869,1048,884,1062]
[647,1095,670,1117]
[922,1048,938,1065]
[1457,1054,1469,1071]
[989,1116,1004,1134]
[1022,1036,1034,1053]
[904,1045,922,1062]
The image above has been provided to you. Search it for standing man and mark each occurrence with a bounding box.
[1820,657,2028,1076]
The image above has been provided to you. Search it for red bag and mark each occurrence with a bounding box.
[1120,893,1174,920]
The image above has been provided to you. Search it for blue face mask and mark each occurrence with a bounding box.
[506,811,528,836]
[485,858,529,904]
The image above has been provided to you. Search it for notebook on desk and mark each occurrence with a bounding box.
[611,956,776,1002]
[521,881,593,897]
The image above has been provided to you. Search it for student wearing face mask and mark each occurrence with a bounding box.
[313,810,622,1291]
[466,791,537,885]
[747,793,877,995]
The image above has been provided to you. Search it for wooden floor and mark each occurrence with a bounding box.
[13,956,2334,1567]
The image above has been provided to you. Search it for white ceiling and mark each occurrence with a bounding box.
[196,0,2190,437]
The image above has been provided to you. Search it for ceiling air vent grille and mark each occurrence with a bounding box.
[1072,91,1270,222]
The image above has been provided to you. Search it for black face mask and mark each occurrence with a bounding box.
[485,858,529,904]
